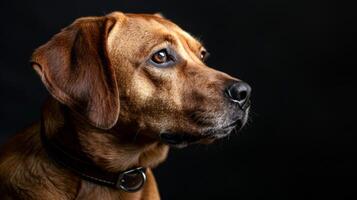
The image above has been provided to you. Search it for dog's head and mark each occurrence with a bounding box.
[32,12,251,147]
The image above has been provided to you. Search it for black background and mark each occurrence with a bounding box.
[0,0,355,199]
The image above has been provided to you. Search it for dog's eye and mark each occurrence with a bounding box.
[200,50,210,61]
[149,48,177,68]
[151,49,170,64]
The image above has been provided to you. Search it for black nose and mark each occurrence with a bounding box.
[226,81,251,108]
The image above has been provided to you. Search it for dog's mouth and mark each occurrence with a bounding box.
[159,133,208,147]
[159,106,250,148]
[159,120,244,148]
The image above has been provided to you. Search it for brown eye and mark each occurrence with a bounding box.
[200,50,209,61]
[151,49,169,64]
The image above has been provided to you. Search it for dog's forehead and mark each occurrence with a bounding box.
[129,13,201,44]
[108,12,203,56]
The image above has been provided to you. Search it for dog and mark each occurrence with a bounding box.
[0,12,251,200]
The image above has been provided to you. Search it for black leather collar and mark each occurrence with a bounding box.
[40,121,146,192]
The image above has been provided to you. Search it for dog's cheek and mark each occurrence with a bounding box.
[131,75,156,103]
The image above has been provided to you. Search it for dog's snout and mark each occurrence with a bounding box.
[225,81,251,108]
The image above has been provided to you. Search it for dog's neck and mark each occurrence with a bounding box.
[42,97,169,173]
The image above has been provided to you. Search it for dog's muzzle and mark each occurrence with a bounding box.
[160,81,251,147]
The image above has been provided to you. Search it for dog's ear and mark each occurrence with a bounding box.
[31,17,119,130]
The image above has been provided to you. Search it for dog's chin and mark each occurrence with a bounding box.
[159,111,249,148]
[159,132,207,148]
[159,130,231,148]
[159,124,240,148]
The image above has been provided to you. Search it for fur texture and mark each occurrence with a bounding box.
[0,12,245,199]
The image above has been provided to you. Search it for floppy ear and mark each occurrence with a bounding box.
[31,17,119,130]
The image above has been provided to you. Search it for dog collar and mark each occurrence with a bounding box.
[40,122,146,192]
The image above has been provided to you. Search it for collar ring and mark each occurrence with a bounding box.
[116,167,147,192]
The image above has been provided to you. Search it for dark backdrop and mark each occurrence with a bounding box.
[0,0,355,199]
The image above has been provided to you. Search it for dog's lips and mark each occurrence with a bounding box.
[159,132,206,146]
[223,119,243,130]
[159,112,249,147]
[159,129,230,147]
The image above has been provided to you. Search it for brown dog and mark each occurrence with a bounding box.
[0,12,251,199]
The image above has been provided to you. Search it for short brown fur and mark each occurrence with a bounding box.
[0,12,241,199]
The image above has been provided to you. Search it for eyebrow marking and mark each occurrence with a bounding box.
[149,35,178,53]
[162,34,177,46]
[175,32,205,63]
[136,34,178,61]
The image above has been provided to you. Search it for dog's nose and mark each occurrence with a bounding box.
[226,81,251,108]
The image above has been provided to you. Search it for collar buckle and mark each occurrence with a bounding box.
[116,167,147,192]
